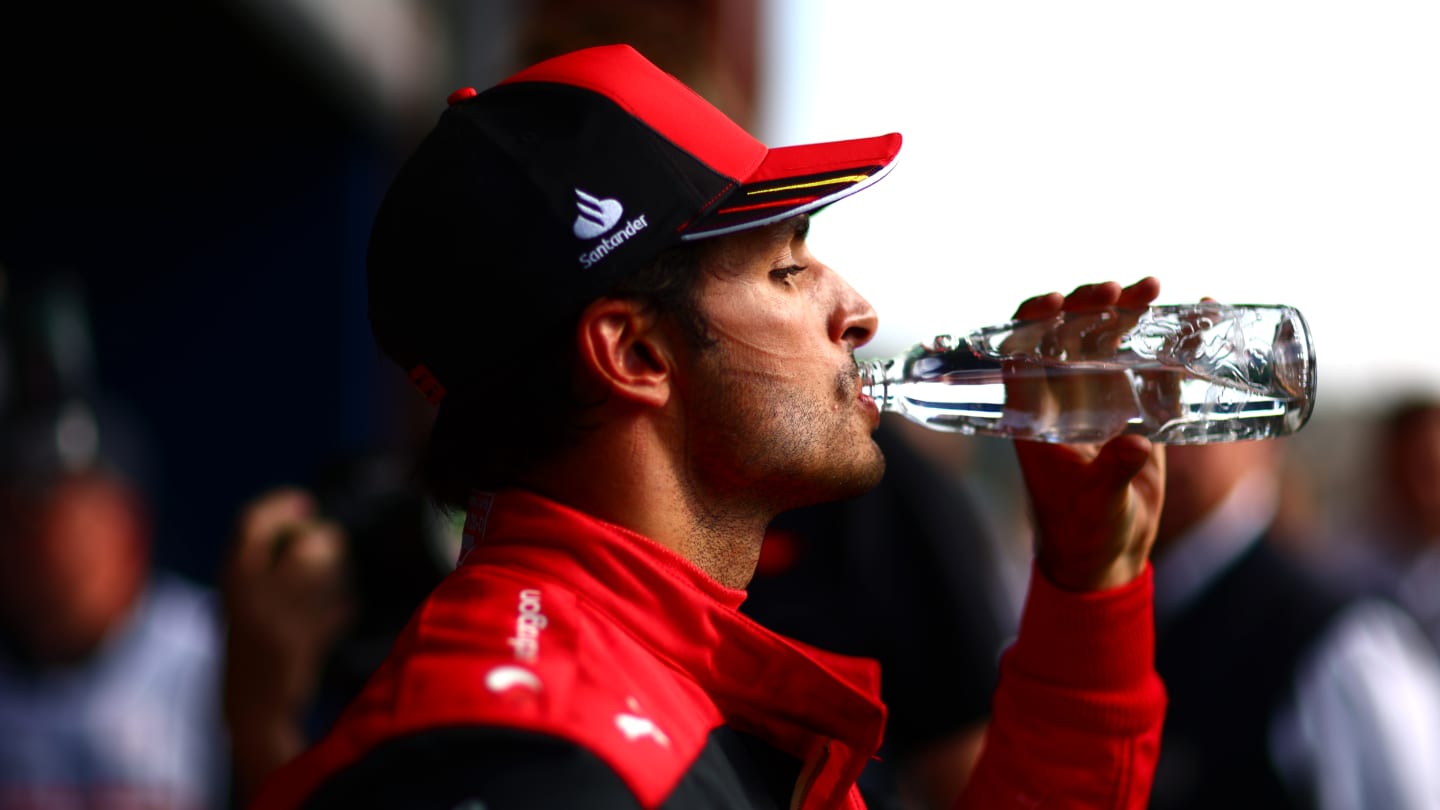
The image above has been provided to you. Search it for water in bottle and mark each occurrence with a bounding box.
[858,303,1316,444]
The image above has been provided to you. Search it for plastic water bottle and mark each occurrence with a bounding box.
[859,303,1316,444]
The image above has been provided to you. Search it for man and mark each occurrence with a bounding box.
[253,44,1167,809]
[1148,439,1440,809]
[0,275,226,810]
[1336,397,1440,653]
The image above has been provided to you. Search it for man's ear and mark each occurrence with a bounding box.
[576,298,672,408]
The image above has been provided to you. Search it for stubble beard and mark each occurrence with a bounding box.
[676,354,887,589]
[687,355,885,519]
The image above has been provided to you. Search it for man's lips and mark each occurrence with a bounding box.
[857,389,880,426]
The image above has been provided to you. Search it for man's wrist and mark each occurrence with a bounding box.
[1010,561,1158,692]
[1037,547,1150,592]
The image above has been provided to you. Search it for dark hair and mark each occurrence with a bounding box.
[1381,396,1440,443]
[418,240,716,511]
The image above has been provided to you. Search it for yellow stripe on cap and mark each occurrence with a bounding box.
[746,174,872,196]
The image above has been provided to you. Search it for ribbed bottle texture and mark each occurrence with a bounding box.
[859,303,1315,444]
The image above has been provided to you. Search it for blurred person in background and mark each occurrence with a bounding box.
[222,451,451,807]
[1326,397,1440,654]
[0,269,227,810]
[1147,438,1440,810]
[222,487,352,809]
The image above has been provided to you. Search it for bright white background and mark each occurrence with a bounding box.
[757,1,1440,413]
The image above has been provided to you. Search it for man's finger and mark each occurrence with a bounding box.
[231,488,316,573]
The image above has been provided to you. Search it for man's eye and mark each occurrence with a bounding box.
[771,265,807,281]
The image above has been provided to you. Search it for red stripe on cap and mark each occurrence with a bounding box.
[750,135,903,182]
[716,195,824,215]
[408,365,447,405]
[499,45,767,182]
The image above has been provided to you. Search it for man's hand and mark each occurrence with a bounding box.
[222,488,353,800]
[1011,278,1167,591]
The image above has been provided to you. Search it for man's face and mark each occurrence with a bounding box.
[0,473,148,663]
[1390,408,1440,536]
[673,216,885,513]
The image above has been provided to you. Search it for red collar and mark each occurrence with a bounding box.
[462,489,887,804]
[258,490,885,810]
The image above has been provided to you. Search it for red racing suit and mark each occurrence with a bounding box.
[253,489,1165,809]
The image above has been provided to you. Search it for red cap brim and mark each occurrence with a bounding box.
[682,132,902,240]
[503,45,901,242]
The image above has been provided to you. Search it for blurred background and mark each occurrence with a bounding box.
[3,3,1439,808]
[2,0,1428,579]
[1,0,1436,599]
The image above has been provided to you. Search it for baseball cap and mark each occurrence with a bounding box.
[367,44,902,404]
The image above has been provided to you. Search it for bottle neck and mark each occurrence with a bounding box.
[857,356,898,414]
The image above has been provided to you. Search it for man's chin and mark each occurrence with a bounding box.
[857,448,888,493]
[820,447,887,504]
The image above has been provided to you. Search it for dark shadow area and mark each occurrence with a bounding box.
[1,4,407,583]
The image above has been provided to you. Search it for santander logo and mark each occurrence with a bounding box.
[573,188,624,239]
[573,188,650,269]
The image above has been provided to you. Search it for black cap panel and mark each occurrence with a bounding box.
[364,45,899,405]
[367,83,734,395]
